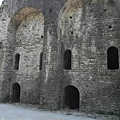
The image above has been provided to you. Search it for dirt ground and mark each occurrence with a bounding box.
[0,103,119,120]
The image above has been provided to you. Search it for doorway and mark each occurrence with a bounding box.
[64,85,79,109]
[12,83,21,103]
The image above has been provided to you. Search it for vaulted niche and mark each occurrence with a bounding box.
[107,46,119,69]
[7,7,44,103]
[10,7,44,71]
[58,0,83,34]
[58,0,83,70]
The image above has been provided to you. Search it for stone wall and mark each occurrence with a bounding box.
[0,0,120,114]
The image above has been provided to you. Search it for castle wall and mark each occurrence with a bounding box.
[0,2,11,101]
[57,0,120,113]
[10,11,44,104]
[0,0,120,114]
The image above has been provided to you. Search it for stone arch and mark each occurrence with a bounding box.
[58,0,84,70]
[12,83,21,103]
[4,7,45,103]
[58,0,84,34]
[6,7,45,71]
[107,46,119,69]
[64,85,79,109]
[6,6,44,72]
[7,6,44,45]
[58,0,83,24]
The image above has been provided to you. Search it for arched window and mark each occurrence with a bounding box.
[64,50,71,69]
[14,53,20,70]
[39,52,43,70]
[107,47,119,69]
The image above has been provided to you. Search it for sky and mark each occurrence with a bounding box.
[0,0,3,6]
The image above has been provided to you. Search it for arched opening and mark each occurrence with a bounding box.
[4,7,44,103]
[14,53,20,70]
[64,85,79,109]
[107,46,119,69]
[64,50,71,69]
[12,83,21,103]
[39,52,43,70]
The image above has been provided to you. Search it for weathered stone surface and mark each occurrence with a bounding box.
[0,0,120,115]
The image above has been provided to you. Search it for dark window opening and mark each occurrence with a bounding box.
[2,18,5,21]
[23,25,26,27]
[0,42,2,48]
[14,53,20,70]
[12,83,21,103]
[107,46,119,69]
[39,52,43,70]
[50,8,52,13]
[64,85,79,109]
[104,9,107,12]
[41,35,44,38]
[71,31,73,34]
[64,50,71,70]
[117,86,120,89]
[109,25,112,29]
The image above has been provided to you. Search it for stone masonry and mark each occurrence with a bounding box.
[0,0,120,115]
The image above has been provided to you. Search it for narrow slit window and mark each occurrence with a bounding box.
[107,46,119,69]
[39,52,43,70]
[14,53,20,70]
[64,50,71,70]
